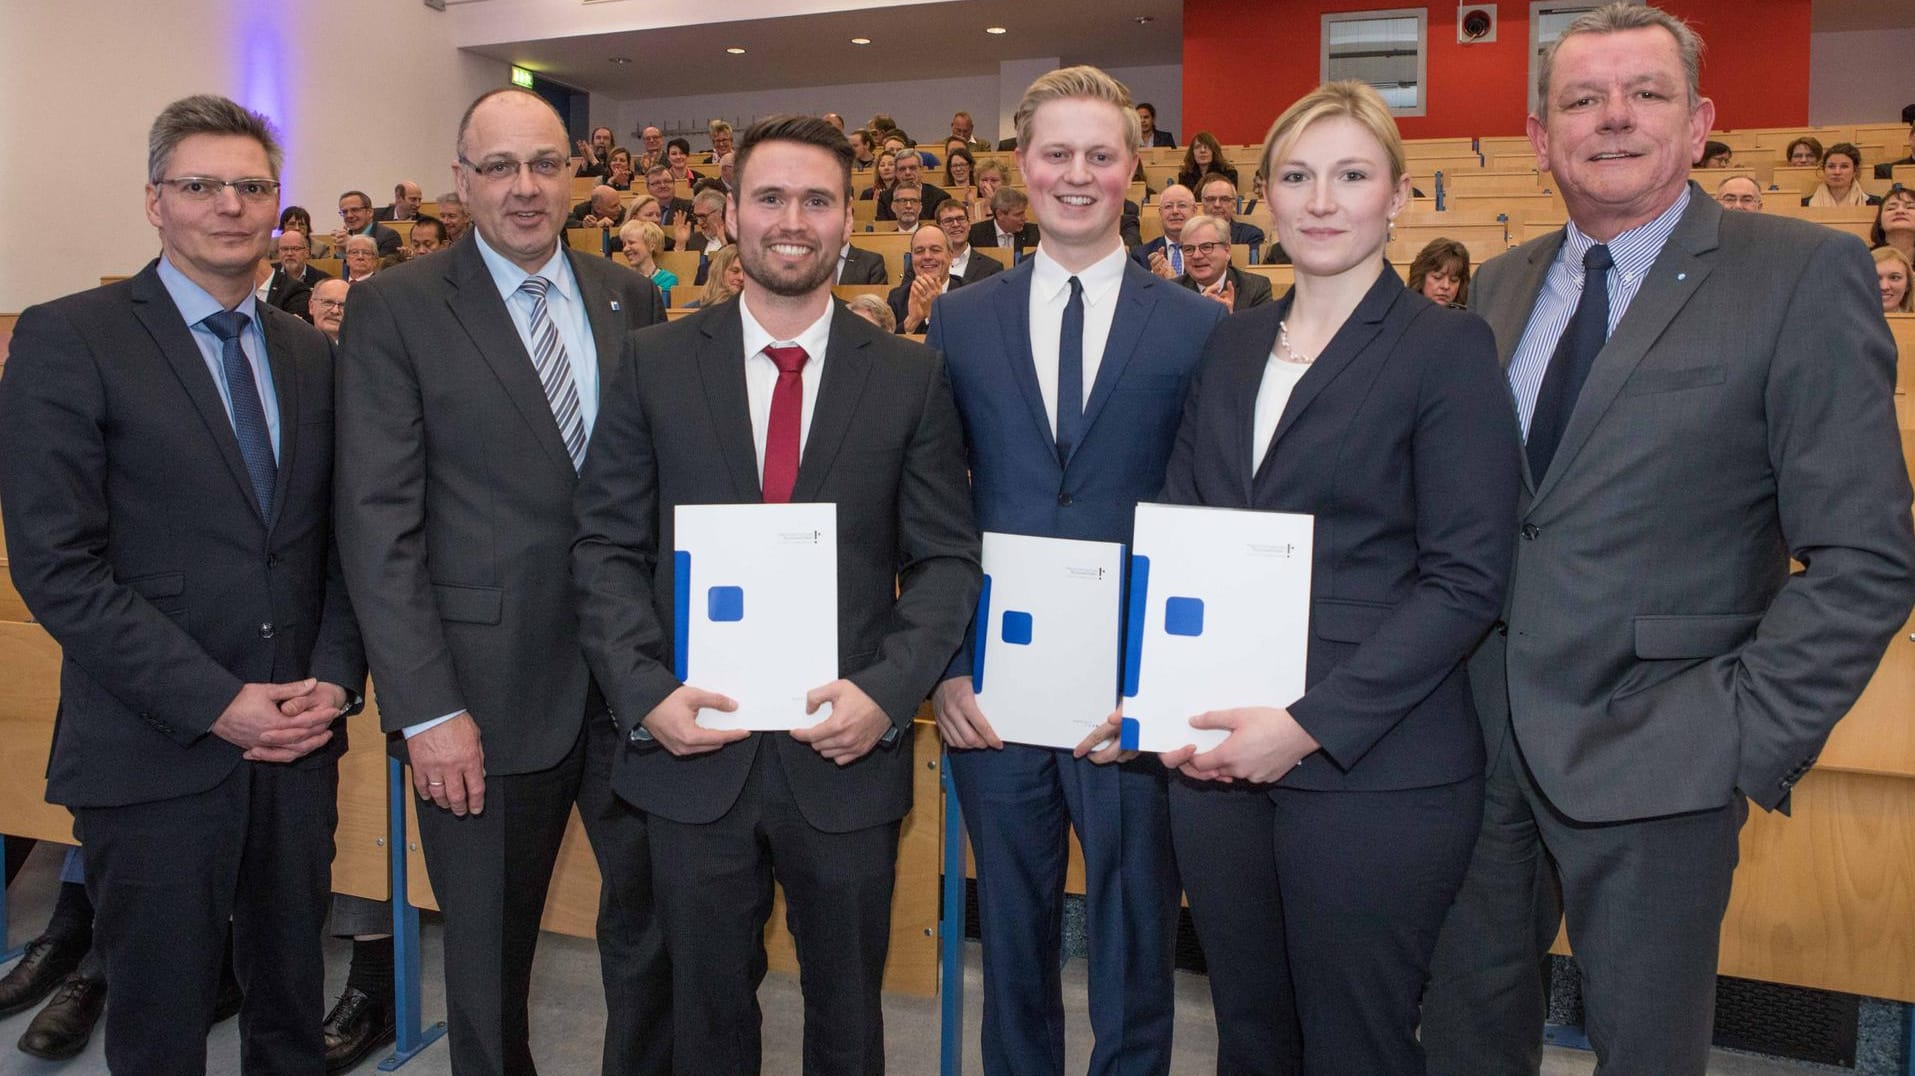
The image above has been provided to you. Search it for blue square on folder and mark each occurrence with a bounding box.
[1001,610,1034,646]
[708,586,745,622]
[1164,597,1204,637]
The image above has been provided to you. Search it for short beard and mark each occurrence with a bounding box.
[741,237,835,298]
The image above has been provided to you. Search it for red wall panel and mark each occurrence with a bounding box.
[1181,0,1811,145]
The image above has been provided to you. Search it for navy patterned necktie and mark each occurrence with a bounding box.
[1527,243,1613,481]
[1055,276,1086,465]
[202,309,276,517]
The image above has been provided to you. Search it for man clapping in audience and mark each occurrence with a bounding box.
[890,223,956,333]
[1170,212,1271,312]
[1134,182,1195,276]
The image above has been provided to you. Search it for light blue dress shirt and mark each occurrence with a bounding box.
[155,255,280,460]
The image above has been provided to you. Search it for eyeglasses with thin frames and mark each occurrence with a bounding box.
[155,177,280,202]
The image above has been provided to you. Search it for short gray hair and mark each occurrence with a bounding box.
[1536,3,1703,115]
[1179,213,1230,245]
[148,94,283,183]
[692,187,728,214]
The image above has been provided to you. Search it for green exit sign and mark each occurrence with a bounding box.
[511,67,534,88]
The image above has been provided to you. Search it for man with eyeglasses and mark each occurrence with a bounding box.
[878,150,950,222]
[1199,174,1266,254]
[689,187,731,284]
[332,189,402,258]
[937,199,1003,285]
[1169,213,1272,313]
[267,229,326,322]
[311,278,349,342]
[889,185,925,234]
[0,94,365,1074]
[1134,182,1195,278]
[1715,174,1764,213]
[334,85,668,1076]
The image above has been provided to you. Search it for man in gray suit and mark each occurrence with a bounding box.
[335,86,668,1074]
[1422,5,1915,1074]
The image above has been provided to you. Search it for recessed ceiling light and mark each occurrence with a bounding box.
[726,46,746,54]
[850,36,871,45]
[609,56,632,64]
[1132,15,1153,24]
[985,26,1008,34]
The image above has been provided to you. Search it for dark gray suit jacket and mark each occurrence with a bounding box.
[1471,183,1915,820]
[838,245,888,285]
[1173,264,1273,312]
[335,237,665,774]
[573,301,980,832]
[0,262,365,807]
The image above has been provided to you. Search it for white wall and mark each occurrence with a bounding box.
[1808,28,1915,126]
[0,0,508,312]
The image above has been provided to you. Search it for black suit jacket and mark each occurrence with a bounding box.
[885,275,961,334]
[878,182,950,222]
[658,197,696,228]
[573,302,980,832]
[335,238,666,774]
[1147,130,1178,148]
[968,220,1039,256]
[953,248,1004,284]
[838,245,889,285]
[265,266,313,322]
[373,206,415,223]
[360,223,403,257]
[1160,267,1521,791]
[0,262,366,808]
[1173,264,1274,312]
[1229,220,1267,252]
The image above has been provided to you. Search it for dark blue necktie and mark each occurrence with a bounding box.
[203,309,277,517]
[1526,244,1612,481]
[1055,276,1085,465]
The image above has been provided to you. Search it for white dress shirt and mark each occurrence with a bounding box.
[740,295,833,478]
[950,246,972,280]
[1030,245,1128,437]
[1253,352,1311,472]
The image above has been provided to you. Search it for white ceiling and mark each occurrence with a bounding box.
[464,0,1184,98]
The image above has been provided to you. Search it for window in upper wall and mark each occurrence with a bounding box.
[1529,1,1646,114]
[1321,9,1429,117]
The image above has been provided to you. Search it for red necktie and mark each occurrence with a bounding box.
[761,344,809,503]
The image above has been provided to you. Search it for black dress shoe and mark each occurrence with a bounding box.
[322,985,395,1073]
[17,973,106,1061]
[0,935,87,1018]
[211,958,243,1025]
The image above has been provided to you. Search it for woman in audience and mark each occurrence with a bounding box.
[618,219,679,303]
[1785,137,1824,168]
[1177,131,1239,192]
[1804,143,1880,207]
[973,161,1007,221]
[665,137,703,185]
[683,244,742,309]
[846,293,897,333]
[280,205,326,254]
[944,146,976,191]
[1241,167,1267,216]
[1151,80,1518,1074]
[606,148,635,191]
[1407,238,1471,308]
[1869,184,1915,261]
[862,151,898,201]
[1877,247,1913,314]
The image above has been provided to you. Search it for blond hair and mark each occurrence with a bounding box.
[1178,213,1231,246]
[1013,65,1142,154]
[698,245,742,306]
[618,218,664,257]
[1876,246,1914,314]
[1259,80,1407,187]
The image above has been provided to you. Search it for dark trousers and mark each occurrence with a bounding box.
[415,715,670,1076]
[1421,728,1746,1076]
[946,744,1181,1076]
[647,740,900,1076]
[1170,775,1483,1076]
[76,759,338,1076]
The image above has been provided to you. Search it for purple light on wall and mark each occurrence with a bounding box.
[238,13,296,207]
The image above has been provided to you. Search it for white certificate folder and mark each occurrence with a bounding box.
[673,503,838,730]
[970,532,1127,750]
[1120,503,1314,753]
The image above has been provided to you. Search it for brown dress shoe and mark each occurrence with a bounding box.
[17,973,106,1061]
[0,935,87,1018]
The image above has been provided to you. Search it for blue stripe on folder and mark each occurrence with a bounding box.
[673,550,691,680]
[970,573,993,693]
[1119,717,1140,752]
[1122,554,1150,698]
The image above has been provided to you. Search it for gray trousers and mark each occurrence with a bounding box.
[328,894,392,938]
[1421,723,1746,1076]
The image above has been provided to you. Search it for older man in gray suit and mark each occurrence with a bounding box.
[1421,5,1915,1074]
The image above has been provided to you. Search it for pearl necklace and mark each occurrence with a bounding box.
[1277,320,1316,365]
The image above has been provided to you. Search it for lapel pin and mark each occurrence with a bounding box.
[610,300,621,311]
[1676,273,1687,282]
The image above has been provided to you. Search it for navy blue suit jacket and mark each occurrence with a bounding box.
[927,256,1227,679]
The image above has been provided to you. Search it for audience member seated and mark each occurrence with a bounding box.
[1785,136,1824,167]
[837,239,888,285]
[333,190,402,256]
[1697,141,1732,168]
[846,293,897,333]
[1177,132,1239,192]
[888,184,927,234]
[950,110,985,148]
[436,192,469,244]
[863,150,898,202]
[1875,123,1915,179]
[1136,183,1196,277]
[849,128,877,169]
[259,239,312,321]
[310,278,349,342]
[618,219,679,300]
[889,224,959,334]
[969,186,1040,259]
[1406,237,1472,309]
[374,180,423,221]
[972,160,1007,221]
[606,148,636,191]
[636,125,665,171]
[1877,246,1914,313]
[1171,213,1272,313]
[945,146,977,190]
[569,185,627,228]
[575,125,616,178]
[1200,175,1267,251]
[665,137,703,184]
[1715,174,1765,213]
[280,205,315,243]
[937,199,1004,284]
[341,233,380,283]
[823,111,846,131]
[707,119,734,163]
[1805,143,1881,207]
[275,228,330,288]
[879,152,949,221]
[698,152,735,197]
[1138,101,1177,147]
[407,215,447,257]
[688,188,731,283]
[646,165,696,234]
[1871,183,1915,260]
[1241,168,1266,216]
[684,244,742,308]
